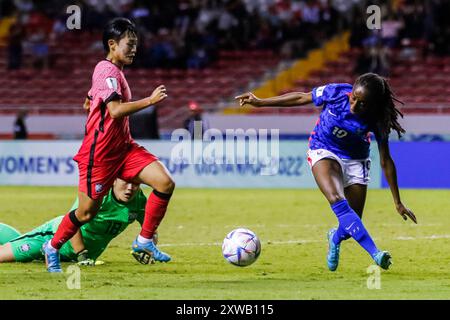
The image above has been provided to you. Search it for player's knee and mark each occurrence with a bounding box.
[75,210,96,224]
[159,177,175,194]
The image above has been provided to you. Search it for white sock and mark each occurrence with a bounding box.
[47,241,58,251]
[137,235,153,244]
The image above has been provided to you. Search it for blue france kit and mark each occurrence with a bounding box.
[309,83,373,159]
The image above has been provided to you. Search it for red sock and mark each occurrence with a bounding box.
[140,190,172,239]
[50,210,83,249]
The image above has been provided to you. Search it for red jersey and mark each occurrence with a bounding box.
[74,60,133,165]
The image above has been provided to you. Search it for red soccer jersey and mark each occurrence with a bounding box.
[74,60,133,165]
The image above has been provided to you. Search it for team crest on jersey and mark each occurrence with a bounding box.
[19,244,30,252]
[106,77,118,90]
[316,85,326,97]
[95,183,104,194]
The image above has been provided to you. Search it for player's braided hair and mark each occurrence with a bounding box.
[354,73,405,139]
[103,18,137,52]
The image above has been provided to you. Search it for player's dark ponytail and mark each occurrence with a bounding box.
[354,73,405,140]
[103,18,137,52]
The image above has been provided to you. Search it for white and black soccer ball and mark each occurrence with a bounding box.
[222,228,261,267]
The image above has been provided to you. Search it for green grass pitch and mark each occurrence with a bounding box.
[0,187,449,300]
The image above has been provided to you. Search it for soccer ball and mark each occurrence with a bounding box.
[222,228,261,267]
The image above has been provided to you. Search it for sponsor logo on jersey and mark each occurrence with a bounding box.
[19,244,31,252]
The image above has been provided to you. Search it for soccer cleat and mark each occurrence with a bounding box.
[132,238,171,263]
[42,241,62,273]
[373,250,392,270]
[327,228,340,271]
[131,250,155,265]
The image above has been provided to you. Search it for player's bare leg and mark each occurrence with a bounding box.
[311,159,345,204]
[43,193,103,272]
[0,243,15,262]
[131,161,175,263]
[134,160,176,194]
[75,192,104,223]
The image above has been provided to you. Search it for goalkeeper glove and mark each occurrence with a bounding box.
[77,249,95,266]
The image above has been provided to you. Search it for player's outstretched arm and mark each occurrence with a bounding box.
[107,85,167,119]
[235,91,313,108]
[377,139,417,224]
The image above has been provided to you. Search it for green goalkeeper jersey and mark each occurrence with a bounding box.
[66,189,146,260]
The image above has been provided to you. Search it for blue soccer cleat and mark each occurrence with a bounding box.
[373,250,392,270]
[327,228,340,271]
[42,241,62,273]
[132,238,171,263]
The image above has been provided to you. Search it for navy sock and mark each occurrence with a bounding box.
[330,199,378,257]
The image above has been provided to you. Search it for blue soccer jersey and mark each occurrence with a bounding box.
[309,83,372,159]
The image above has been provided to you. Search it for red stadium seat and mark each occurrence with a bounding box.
[5,29,448,128]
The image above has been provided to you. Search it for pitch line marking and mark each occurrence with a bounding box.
[158,234,450,247]
[220,223,442,229]
[169,223,444,230]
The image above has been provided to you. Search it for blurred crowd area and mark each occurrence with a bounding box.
[0,0,350,70]
[0,0,447,76]
[351,0,450,77]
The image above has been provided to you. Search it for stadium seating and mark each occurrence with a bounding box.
[248,47,450,115]
[2,29,449,132]
[0,31,280,129]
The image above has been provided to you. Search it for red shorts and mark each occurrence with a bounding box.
[77,142,158,199]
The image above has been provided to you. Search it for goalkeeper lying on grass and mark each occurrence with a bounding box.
[0,178,159,266]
